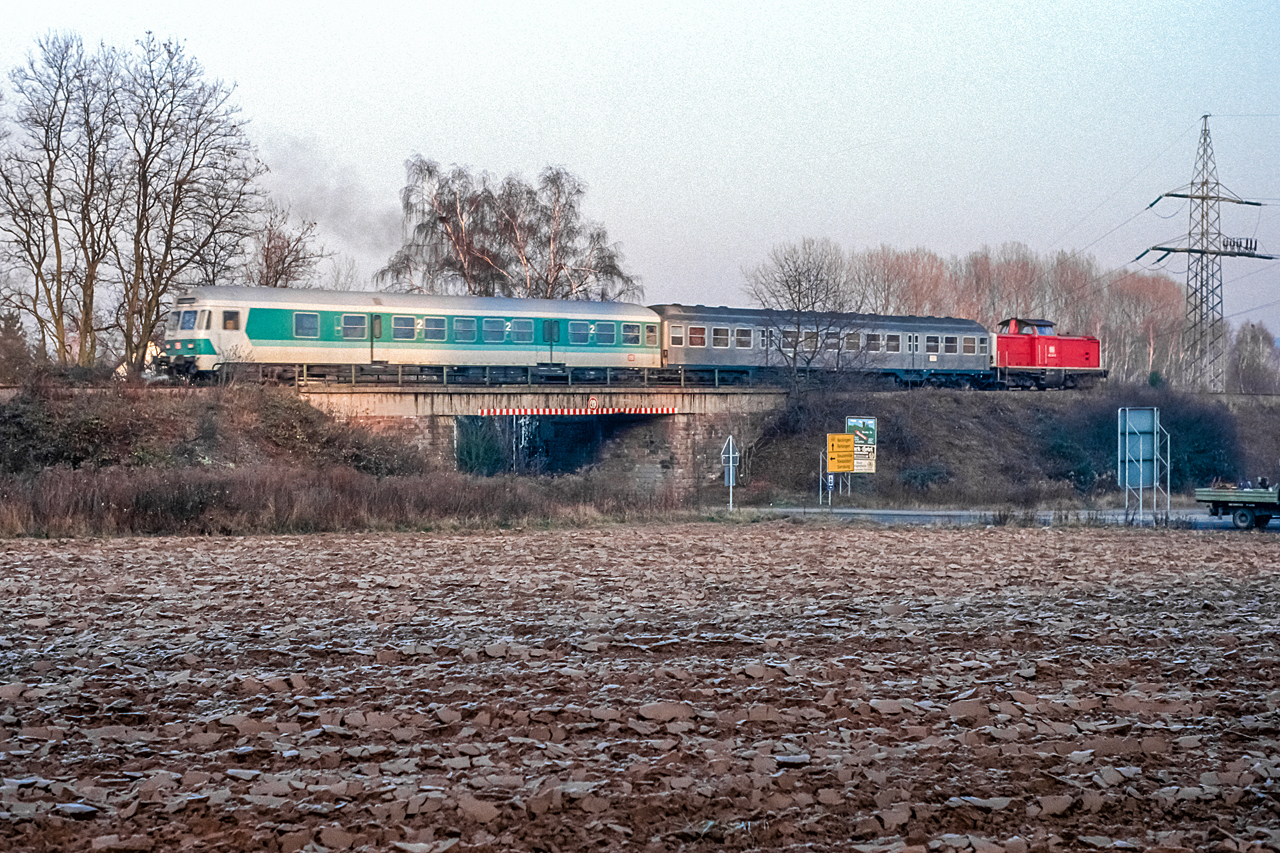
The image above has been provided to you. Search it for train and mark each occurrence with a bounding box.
[157,286,1106,390]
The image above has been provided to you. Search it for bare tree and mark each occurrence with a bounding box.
[0,33,265,373]
[112,34,265,372]
[379,158,639,301]
[244,201,327,288]
[744,237,860,375]
[319,255,362,291]
[1227,322,1280,394]
[0,34,120,366]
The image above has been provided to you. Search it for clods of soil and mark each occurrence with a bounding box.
[1,522,1278,852]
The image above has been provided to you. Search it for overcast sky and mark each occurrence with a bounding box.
[4,1,1280,329]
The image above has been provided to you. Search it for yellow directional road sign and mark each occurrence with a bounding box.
[827,434,858,473]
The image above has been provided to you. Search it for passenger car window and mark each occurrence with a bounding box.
[423,317,446,341]
[886,334,901,353]
[944,336,958,354]
[735,328,752,348]
[621,323,641,345]
[712,327,729,348]
[595,322,616,345]
[222,311,240,331]
[963,336,976,354]
[688,326,707,347]
[645,324,658,347]
[865,333,881,352]
[568,321,591,345]
[453,317,477,342]
[294,313,319,338]
[510,319,534,343]
[669,325,684,347]
[483,318,506,343]
[845,332,860,351]
[342,314,367,339]
[392,316,415,340]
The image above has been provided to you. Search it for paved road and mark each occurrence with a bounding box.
[761,506,1253,530]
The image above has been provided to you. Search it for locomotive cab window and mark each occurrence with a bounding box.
[886,334,901,353]
[944,336,958,354]
[179,311,197,330]
[595,322,616,345]
[669,325,684,347]
[621,323,641,345]
[341,314,367,339]
[392,316,415,340]
[712,327,730,348]
[423,317,446,341]
[483,318,506,343]
[735,328,752,349]
[293,312,319,338]
[453,317,477,343]
[510,319,534,343]
[222,311,240,331]
[688,326,707,347]
[166,312,180,332]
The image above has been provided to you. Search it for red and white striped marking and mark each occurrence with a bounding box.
[477,407,678,416]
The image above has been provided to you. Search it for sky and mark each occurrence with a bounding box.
[3,1,1280,330]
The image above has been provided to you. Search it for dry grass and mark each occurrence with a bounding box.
[0,465,684,537]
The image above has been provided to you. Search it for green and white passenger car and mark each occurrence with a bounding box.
[161,286,662,380]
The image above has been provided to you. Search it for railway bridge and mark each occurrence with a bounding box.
[298,385,789,496]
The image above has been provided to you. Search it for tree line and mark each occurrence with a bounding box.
[745,237,1278,388]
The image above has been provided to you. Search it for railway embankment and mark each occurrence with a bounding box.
[0,380,1275,535]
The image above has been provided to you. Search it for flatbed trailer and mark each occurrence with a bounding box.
[1194,487,1280,529]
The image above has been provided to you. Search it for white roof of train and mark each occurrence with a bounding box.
[175,286,657,321]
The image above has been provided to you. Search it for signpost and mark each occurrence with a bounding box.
[846,417,877,474]
[822,417,878,502]
[721,436,739,511]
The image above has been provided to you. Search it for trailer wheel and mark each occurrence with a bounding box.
[1257,514,1272,529]
[1233,508,1256,529]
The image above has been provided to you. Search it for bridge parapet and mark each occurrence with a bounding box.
[298,386,788,419]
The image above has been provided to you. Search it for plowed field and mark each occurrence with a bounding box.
[2,523,1279,852]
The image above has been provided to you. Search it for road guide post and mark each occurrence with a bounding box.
[823,417,877,503]
[721,436,739,512]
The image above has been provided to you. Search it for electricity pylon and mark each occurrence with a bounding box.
[1136,115,1275,392]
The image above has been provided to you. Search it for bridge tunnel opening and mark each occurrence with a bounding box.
[456,414,653,476]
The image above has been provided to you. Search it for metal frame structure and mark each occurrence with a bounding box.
[1118,407,1170,522]
[1137,116,1275,392]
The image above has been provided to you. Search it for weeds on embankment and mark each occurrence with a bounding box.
[0,466,682,537]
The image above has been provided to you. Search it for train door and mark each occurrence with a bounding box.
[906,333,920,370]
[370,313,384,363]
[542,319,562,364]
